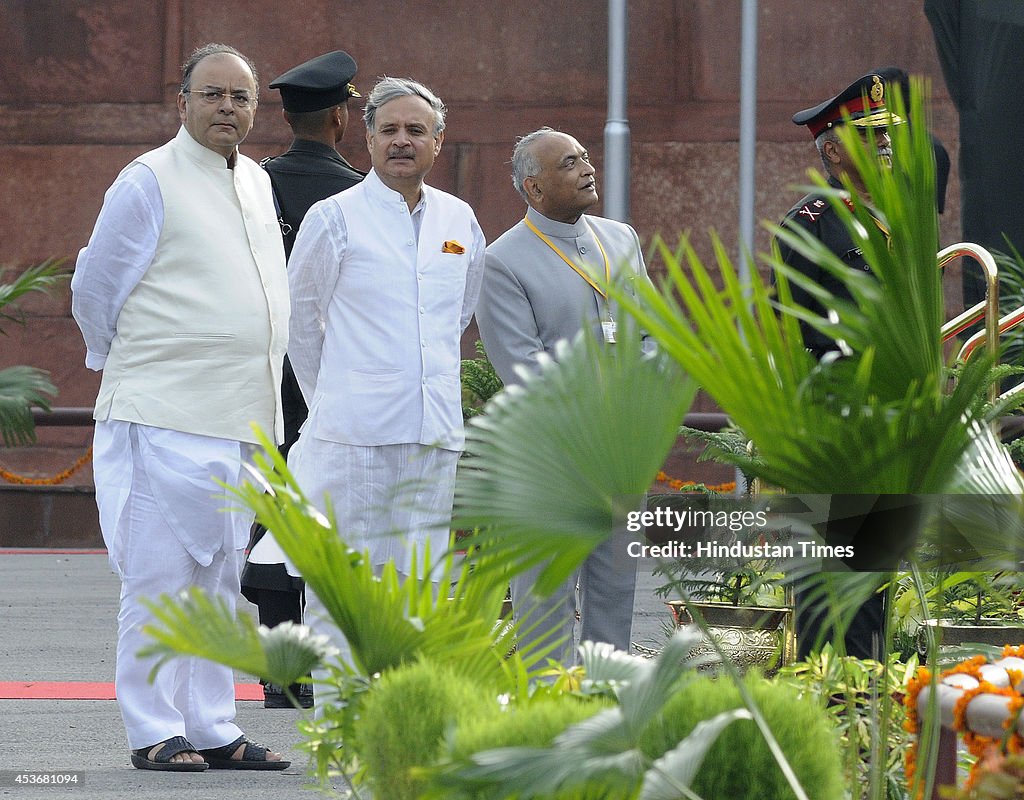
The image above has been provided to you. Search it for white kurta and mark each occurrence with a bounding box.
[285,167,483,572]
[287,168,485,451]
[285,170,484,672]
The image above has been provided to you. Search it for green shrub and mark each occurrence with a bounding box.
[357,658,494,800]
[639,673,844,800]
[440,696,617,800]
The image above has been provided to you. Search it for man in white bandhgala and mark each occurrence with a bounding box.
[286,77,484,676]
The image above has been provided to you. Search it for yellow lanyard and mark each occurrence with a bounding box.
[523,215,611,298]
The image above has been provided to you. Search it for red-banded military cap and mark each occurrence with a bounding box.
[792,72,903,139]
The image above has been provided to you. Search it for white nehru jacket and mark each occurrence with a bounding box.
[90,127,289,444]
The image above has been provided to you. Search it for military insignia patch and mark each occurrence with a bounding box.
[798,204,822,222]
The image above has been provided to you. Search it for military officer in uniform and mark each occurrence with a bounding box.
[775,72,902,660]
[241,50,365,708]
[776,71,900,359]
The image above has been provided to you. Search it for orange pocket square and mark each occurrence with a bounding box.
[442,239,466,254]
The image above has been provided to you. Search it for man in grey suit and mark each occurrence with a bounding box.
[475,126,653,664]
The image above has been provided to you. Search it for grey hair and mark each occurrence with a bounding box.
[814,127,841,174]
[511,127,558,200]
[363,77,446,136]
[180,42,259,96]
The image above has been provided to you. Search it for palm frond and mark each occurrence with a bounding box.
[0,259,67,445]
[140,590,335,687]
[455,322,697,596]
[227,436,519,685]
[0,365,56,446]
[608,79,1010,500]
[0,259,68,326]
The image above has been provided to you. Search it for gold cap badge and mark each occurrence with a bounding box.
[870,75,884,103]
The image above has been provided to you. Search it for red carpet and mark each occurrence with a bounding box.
[0,681,263,700]
[0,552,263,702]
[0,548,107,555]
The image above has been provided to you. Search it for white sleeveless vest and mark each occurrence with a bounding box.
[94,127,289,444]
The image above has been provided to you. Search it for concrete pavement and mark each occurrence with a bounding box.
[0,550,671,799]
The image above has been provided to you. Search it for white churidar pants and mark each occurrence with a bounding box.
[93,420,255,750]
[287,438,458,677]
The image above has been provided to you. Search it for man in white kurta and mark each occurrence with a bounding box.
[475,127,654,666]
[71,44,290,771]
[286,77,484,670]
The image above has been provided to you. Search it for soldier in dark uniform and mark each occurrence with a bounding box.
[777,71,899,359]
[263,51,365,455]
[241,50,365,708]
[775,72,902,660]
[263,50,365,259]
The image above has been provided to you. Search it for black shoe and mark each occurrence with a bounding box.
[297,682,314,709]
[263,682,313,709]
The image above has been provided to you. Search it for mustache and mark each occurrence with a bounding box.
[387,147,414,157]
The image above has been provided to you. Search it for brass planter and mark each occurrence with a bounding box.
[667,600,792,675]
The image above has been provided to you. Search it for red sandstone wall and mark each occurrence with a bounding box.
[0,0,960,480]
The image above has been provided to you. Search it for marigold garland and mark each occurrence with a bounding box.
[904,654,1024,796]
[655,470,736,494]
[904,666,932,798]
[0,446,93,485]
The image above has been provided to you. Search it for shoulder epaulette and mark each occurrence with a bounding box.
[792,196,829,224]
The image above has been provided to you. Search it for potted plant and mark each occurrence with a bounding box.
[645,484,793,674]
[898,570,1024,654]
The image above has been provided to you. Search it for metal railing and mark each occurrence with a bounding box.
[939,243,1000,358]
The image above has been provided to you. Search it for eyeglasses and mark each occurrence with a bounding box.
[186,89,255,109]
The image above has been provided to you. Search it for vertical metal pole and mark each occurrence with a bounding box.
[736,1,759,497]
[738,0,759,279]
[604,0,630,222]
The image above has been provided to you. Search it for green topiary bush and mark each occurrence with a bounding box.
[638,673,845,800]
[439,695,617,800]
[356,657,494,800]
